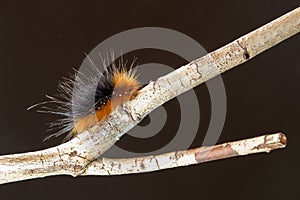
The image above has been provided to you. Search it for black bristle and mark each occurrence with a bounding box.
[94,75,114,109]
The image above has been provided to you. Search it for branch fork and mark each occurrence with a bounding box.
[0,7,299,184]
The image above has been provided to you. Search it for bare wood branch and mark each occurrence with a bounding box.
[0,7,299,184]
[83,133,287,176]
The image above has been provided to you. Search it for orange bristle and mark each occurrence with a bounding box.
[70,69,140,137]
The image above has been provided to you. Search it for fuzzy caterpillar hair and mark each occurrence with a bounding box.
[34,54,141,141]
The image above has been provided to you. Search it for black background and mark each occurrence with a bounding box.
[0,0,299,199]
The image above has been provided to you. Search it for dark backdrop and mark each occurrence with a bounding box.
[0,1,299,199]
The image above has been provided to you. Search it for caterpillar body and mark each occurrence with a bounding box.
[32,55,141,141]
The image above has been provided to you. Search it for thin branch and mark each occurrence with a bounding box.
[0,7,299,184]
[83,133,287,176]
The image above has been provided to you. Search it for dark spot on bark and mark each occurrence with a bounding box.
[70,151,77,157]
[140,162,145,170]
[243,51,250,60]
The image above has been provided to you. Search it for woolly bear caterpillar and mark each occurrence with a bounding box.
[29,52,141,141]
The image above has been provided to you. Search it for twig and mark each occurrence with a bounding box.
[0,7,299,184]
[0,133,287,184]
[83,133,287,175]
